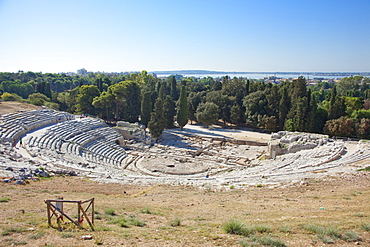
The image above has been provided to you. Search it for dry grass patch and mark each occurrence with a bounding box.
[1,174,370,246]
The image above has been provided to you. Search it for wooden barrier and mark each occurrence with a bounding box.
[45,198,94,231]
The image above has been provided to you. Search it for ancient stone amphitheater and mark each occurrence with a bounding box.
[1,108,370,189]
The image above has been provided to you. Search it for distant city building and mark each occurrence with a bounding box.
[77,68,88,76]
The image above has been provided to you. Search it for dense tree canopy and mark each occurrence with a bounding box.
[1,71,370,139]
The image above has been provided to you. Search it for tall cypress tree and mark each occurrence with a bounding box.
[306,91,318,133]
[168,76,178,101]
[245,79,250,96]
[141,92,152,127]
[279,89,289,130]
[177,85,188,129]
[44,82,52,99]
[148,98,166,139]
[148,83,167,138]
[328,86,346,120]
[164,95,176,128]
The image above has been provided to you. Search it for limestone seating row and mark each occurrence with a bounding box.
[81,148,126,167]
[46,122,121,148]
[2,110,73,129]
[0,109,74,142]
[252,143,345,175]
[26,118,126,167]
[329,149,370,166]
[0,122,26,141]
[83,140,127,167]
[27,134,64,151]
[46,119,108,139]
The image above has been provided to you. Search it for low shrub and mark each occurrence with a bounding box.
[223,219,252,236]
[168,218,181,227]
[140,207,152,214]
[104,207,116,216]
[361,223,370,232]
[108,215,146,228]
[0,197,10,202]
[60,233,73,238]
[2,227,26,236]
[341,231,361,242]
[29,231,45,239]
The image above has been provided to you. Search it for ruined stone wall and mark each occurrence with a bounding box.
[268,131,329,159]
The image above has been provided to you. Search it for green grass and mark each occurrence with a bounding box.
[222,219,252,236]
[95,226,113,231]
[353,212,366,217]
[361,223,370,231]
[108,217,130,228]
[94,210,102,219]
[358,166,370,171]
[140,207,152,214]
[0,197,10,202]
[108,215,146,228]
[278,226,291,233]
[1,227,27,236]
[9,240,27,246]
[129,217,146,227]
[253,236,287,247]
[240,236,287,247]
[239,238,259,247]
[104,207,116,216]
[223,219,273,238]
[29,231,45,239]
[318,234,336,244]
[252,224,272,233]
[341,231,361,242]
[60,233,73,238]
[301,223,346,244]
[168,218,181,227]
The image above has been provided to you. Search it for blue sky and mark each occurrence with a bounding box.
[0,0,369,73]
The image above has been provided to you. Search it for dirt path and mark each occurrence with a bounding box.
[182,123,270,143]
[0,101,40,114]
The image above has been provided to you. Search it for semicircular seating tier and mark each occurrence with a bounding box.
[0,109,74,143]
[25,118,127,167]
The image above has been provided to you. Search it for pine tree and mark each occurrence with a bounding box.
[177,85,188,129]
[212,80,222,91]
[195,102,219,127]
[124,81,141,122]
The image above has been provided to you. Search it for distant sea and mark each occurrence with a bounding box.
[153,71,370,79]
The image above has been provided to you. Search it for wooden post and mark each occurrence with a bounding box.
[79,204,94,231]
[77,201,81,225]
[46,203,51,226]
[91,198,94,224]
[45,198,95,231]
